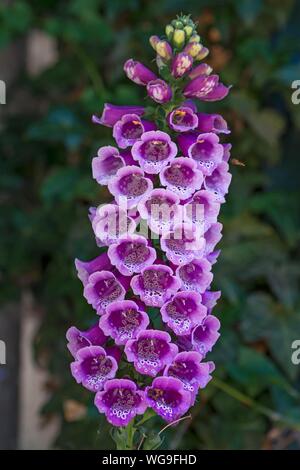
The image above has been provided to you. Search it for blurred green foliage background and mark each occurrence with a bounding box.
[1,0,300,450]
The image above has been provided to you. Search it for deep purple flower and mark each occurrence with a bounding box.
[132,131,177,174]
[161,223,205,265]
[160,157,203,200]
[138,188,181,235]
[196,113,230,134]
[204,161,232,203]
[92,146,125,186]
[177,132,224,176]
[202,290,221,315]
[188,63,212,80]
[75,252,112,286]
[160,291,207,336]
[171,53,193,78]
[108,234,157,276]
[204,222,223,255]
[94,379,147,427]
[70,346,118,392]
[167,107,198,133]
[131,264,181,307]
[108,165,153,209]
[112,114,156,149]
[145,376,191,423]
[91,204,137,246]
[125,330,178,376]
[146,79,172,104]
[99,300,149,345]
[176,258,213,294]
[184,189,220,232]
[192,315,221,355]
[124,59,157,85]
[164,351,214,401]
[184,74,230,101]
[92,103,145,127]
[66,324,107,358]
[83,271,126,315]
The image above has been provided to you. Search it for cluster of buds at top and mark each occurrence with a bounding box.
[67,14,232,440]
[149,14,208,67]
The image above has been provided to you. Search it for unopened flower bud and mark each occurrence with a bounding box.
[146,79,172,104]
[173,20,183,29]
[183,25,194,38]
[184,42,202,58]
[173,29,185,49]
[189,63,213,80]
[149,35,160,50]
[195,46,209,61]
[165,24,174,40]
[156,40,173,61]
[189,34,201,43]
[171,52,193,78]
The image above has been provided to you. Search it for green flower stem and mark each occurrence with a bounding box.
[212,377,300,431]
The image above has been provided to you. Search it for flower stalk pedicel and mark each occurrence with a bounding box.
[67,14,232,450]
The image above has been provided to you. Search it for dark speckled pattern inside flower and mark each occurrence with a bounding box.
[118,173,148,197]
[141,140,170,162]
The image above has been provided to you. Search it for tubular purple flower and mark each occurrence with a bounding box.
[83,271,126,315]
[108,166,153,209]
[107,234,157,276]
[131,264,181,307]
[99,300,149,346]
[160,291,207,336]
[171,53,193,78]
[94,379,147,427]
[92,204,137,246]
[138,188,181,235]
[92,146,125,186]
[70,345,118,392]
[222,143,232,162]
[204,222,223,255]
[164,351,213,401]
[188,63,212,80]
[192,315,221,355]
[132,130,177,174]
[146,79,172,104]
[202,290,221,315]
[167,107,198,133]
[184,189,221,232]
[206,249,221,265]
[178,132,224,176]
[161,223,206,265]
[160,157,203,200]
[112,114,156,149]
[196,113,230,134]
[175,258,213,294]
[125,329,178,376]
[145,377,191,423]
[66,324,107,358]
[183,74,230,101]
[124,59,157,85]
[204,161,232,203]
[92,103,145,127]
[75,252,112,286]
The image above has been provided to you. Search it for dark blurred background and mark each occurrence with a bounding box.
[0,0,300,450]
